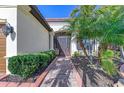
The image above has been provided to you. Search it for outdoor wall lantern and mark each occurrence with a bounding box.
[2,23,14,36]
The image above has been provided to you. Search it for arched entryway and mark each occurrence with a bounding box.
[54,31,71,56]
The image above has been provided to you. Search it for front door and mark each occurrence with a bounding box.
[0,25,6,73]
[56,36,70,56]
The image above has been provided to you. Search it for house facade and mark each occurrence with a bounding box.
[46,18,78,56]
[0,5,53,73]
[17,6,53,54]
[46,18,100,57]
[0,6,99,74]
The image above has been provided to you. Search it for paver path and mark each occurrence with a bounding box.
[40,57,82,87]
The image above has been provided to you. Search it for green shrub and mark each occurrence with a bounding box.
[35,52,50,68]
[45,51,54,59]
[50,50,56,57]
[73,51,80,57]
[45,52,53,60]
[8,54,39,79]
[101,49,114,59]
[101,50,117,76]
[8,50,56,79]
[41,50,56,60]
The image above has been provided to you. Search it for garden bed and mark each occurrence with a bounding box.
[0,50,57,87]
[0,57,57,87]
[0,64,49,83]
[72,56,120,87]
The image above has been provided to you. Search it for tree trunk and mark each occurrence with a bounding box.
[98,44,103,63]
[79,40,92,63]
[120,46,124,63]
[79,40,88,57]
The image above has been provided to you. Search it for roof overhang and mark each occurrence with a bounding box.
[29,5,53,32]
[46,18,69,22]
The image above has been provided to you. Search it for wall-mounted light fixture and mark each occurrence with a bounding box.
[2,23,14,36]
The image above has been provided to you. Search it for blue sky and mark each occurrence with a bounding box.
[37,5,76,18]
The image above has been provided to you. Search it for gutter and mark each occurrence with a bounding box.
[46,18,69,22]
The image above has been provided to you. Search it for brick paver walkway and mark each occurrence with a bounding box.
[40,57,83,87]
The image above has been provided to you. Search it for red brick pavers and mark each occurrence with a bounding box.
[40,57,83,87]
[0,82,9,87]
[7,82,20,87]
[0,74,8,80]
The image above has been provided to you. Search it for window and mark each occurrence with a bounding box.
[77,39,98,54]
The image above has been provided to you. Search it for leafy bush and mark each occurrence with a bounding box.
[8,50,56,79]
[35,52,50,68]
[50,50,56,58]
[8,55,39,79]
[44,50,56,59]
[73,51,80,57]
[101,49,114,59]
[101,50,118,76]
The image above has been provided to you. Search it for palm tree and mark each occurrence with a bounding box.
[66,6,124,62]
[95,6,124,60]
[66,5,100,62]
[65,5,124,76]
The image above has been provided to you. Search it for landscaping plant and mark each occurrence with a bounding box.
[66,5,124,58]
[101,50,118,76]
[65,5,124,75]
[73,51,80,57]
[8,50,56,79]
[8,55,39,79]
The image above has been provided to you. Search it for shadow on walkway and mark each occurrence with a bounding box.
[41,57,81,87]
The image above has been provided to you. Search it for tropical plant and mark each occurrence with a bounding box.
[95,6,124,59]
[101,50,118,76]
[65,5,100,62]
[73,51,80,57]
[66,5,124,62]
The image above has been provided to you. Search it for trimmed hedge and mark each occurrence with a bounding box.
[43,50,56,60]
[8,50,56,79]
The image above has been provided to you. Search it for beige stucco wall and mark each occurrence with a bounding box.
[17,6,50,54]
[0,6,17,74]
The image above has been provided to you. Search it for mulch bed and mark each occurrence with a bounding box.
[72,56,120,87]
[0,63,50,83]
